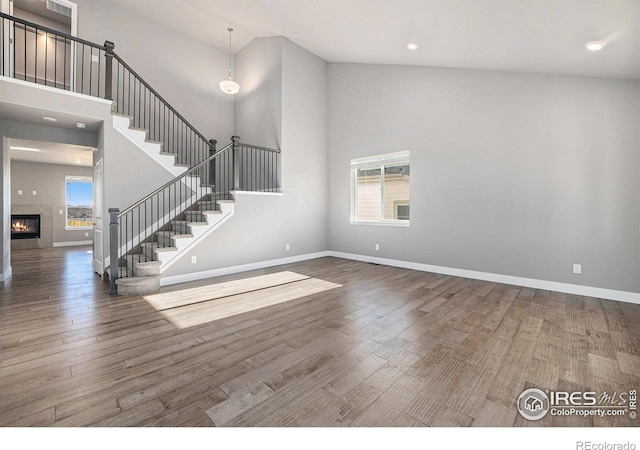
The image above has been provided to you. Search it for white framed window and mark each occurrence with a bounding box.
[350,151,410,226]
[65,175,93,230]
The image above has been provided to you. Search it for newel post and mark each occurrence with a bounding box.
[108,208,120,295]
[231,135,240,191]
[208,139,217,187]
[104,41,115,101]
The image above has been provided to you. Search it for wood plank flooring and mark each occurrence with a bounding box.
[1,246,639,427]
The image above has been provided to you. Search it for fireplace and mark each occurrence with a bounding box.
[11,214,41,240]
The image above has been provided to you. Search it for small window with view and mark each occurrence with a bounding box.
[65,176,93,230]
[350,151,410,226]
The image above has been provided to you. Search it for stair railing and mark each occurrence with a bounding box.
[109,51,213,167]
[108,137,281,294]
[0,12,214,167]
[1,12,106,96]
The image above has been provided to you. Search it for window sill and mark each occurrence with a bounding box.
[349,220,411,228]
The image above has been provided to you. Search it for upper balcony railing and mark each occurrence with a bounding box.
[0,12,212,167]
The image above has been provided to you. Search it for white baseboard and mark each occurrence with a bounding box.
[160,250,639,304]
[53,240,93,248]
[160,251,330,286]
[0,266,12,282]
[327,251,640,305]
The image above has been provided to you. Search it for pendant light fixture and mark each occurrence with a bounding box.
[220,27,240,94]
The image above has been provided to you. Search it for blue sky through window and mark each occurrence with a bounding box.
[66,181,93,207]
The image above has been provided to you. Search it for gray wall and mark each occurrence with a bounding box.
[72,0,234,143]
[328,63,640,293]
[233,36,283,149]
[11,160,94,245]
[163,37,329,277]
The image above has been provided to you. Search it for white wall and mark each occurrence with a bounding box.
[328,63,640,294]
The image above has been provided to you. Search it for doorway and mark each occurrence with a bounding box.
[8,137,97,280]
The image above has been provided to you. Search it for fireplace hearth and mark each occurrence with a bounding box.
[11,214,41,240]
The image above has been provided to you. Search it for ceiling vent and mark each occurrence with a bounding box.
[46,0,72,18]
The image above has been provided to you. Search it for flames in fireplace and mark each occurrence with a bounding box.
[12,220,30,233]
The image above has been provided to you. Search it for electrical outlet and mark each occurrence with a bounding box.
[32,190,37,195]
[573,264,582,274]
[59,210,63,215]
[91,54,99,63]
[375,244,380,251]
[191,256,197,264]
[285,244,290,251]
[84,232,89,237]
[17,190,22,195]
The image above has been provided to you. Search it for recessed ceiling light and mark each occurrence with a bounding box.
[10,146,41,152]
[407,42,418,51]
[75,122,87,129]
[42,116,57,122]
[585,41,606,51]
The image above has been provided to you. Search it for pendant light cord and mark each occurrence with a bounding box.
[227,27,233,79]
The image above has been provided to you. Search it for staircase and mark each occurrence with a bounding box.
[109,112,240,295]
[0,12,281,296]
[108,116,280,296]
[115,195,236,295]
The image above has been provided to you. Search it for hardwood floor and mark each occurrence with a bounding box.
[1,246,639,427]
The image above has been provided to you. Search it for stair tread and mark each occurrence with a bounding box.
[112,112,133,120]
[171,220,208,226]
[186,209,221,214]
[155,247,177,253]
[134,260,162,267]
[156,231,194,238]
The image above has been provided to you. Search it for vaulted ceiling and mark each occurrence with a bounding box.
[109,0,640,79]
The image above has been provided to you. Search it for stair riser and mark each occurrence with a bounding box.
[157,235,173,246]
[172,223,190,234]
[125,255,148,272]
[198,201,218,211]
[184,212,206,222]
[116,276,161,296]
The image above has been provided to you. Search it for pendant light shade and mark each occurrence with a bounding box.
[220,78,240,94]
[220,27,240,95]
